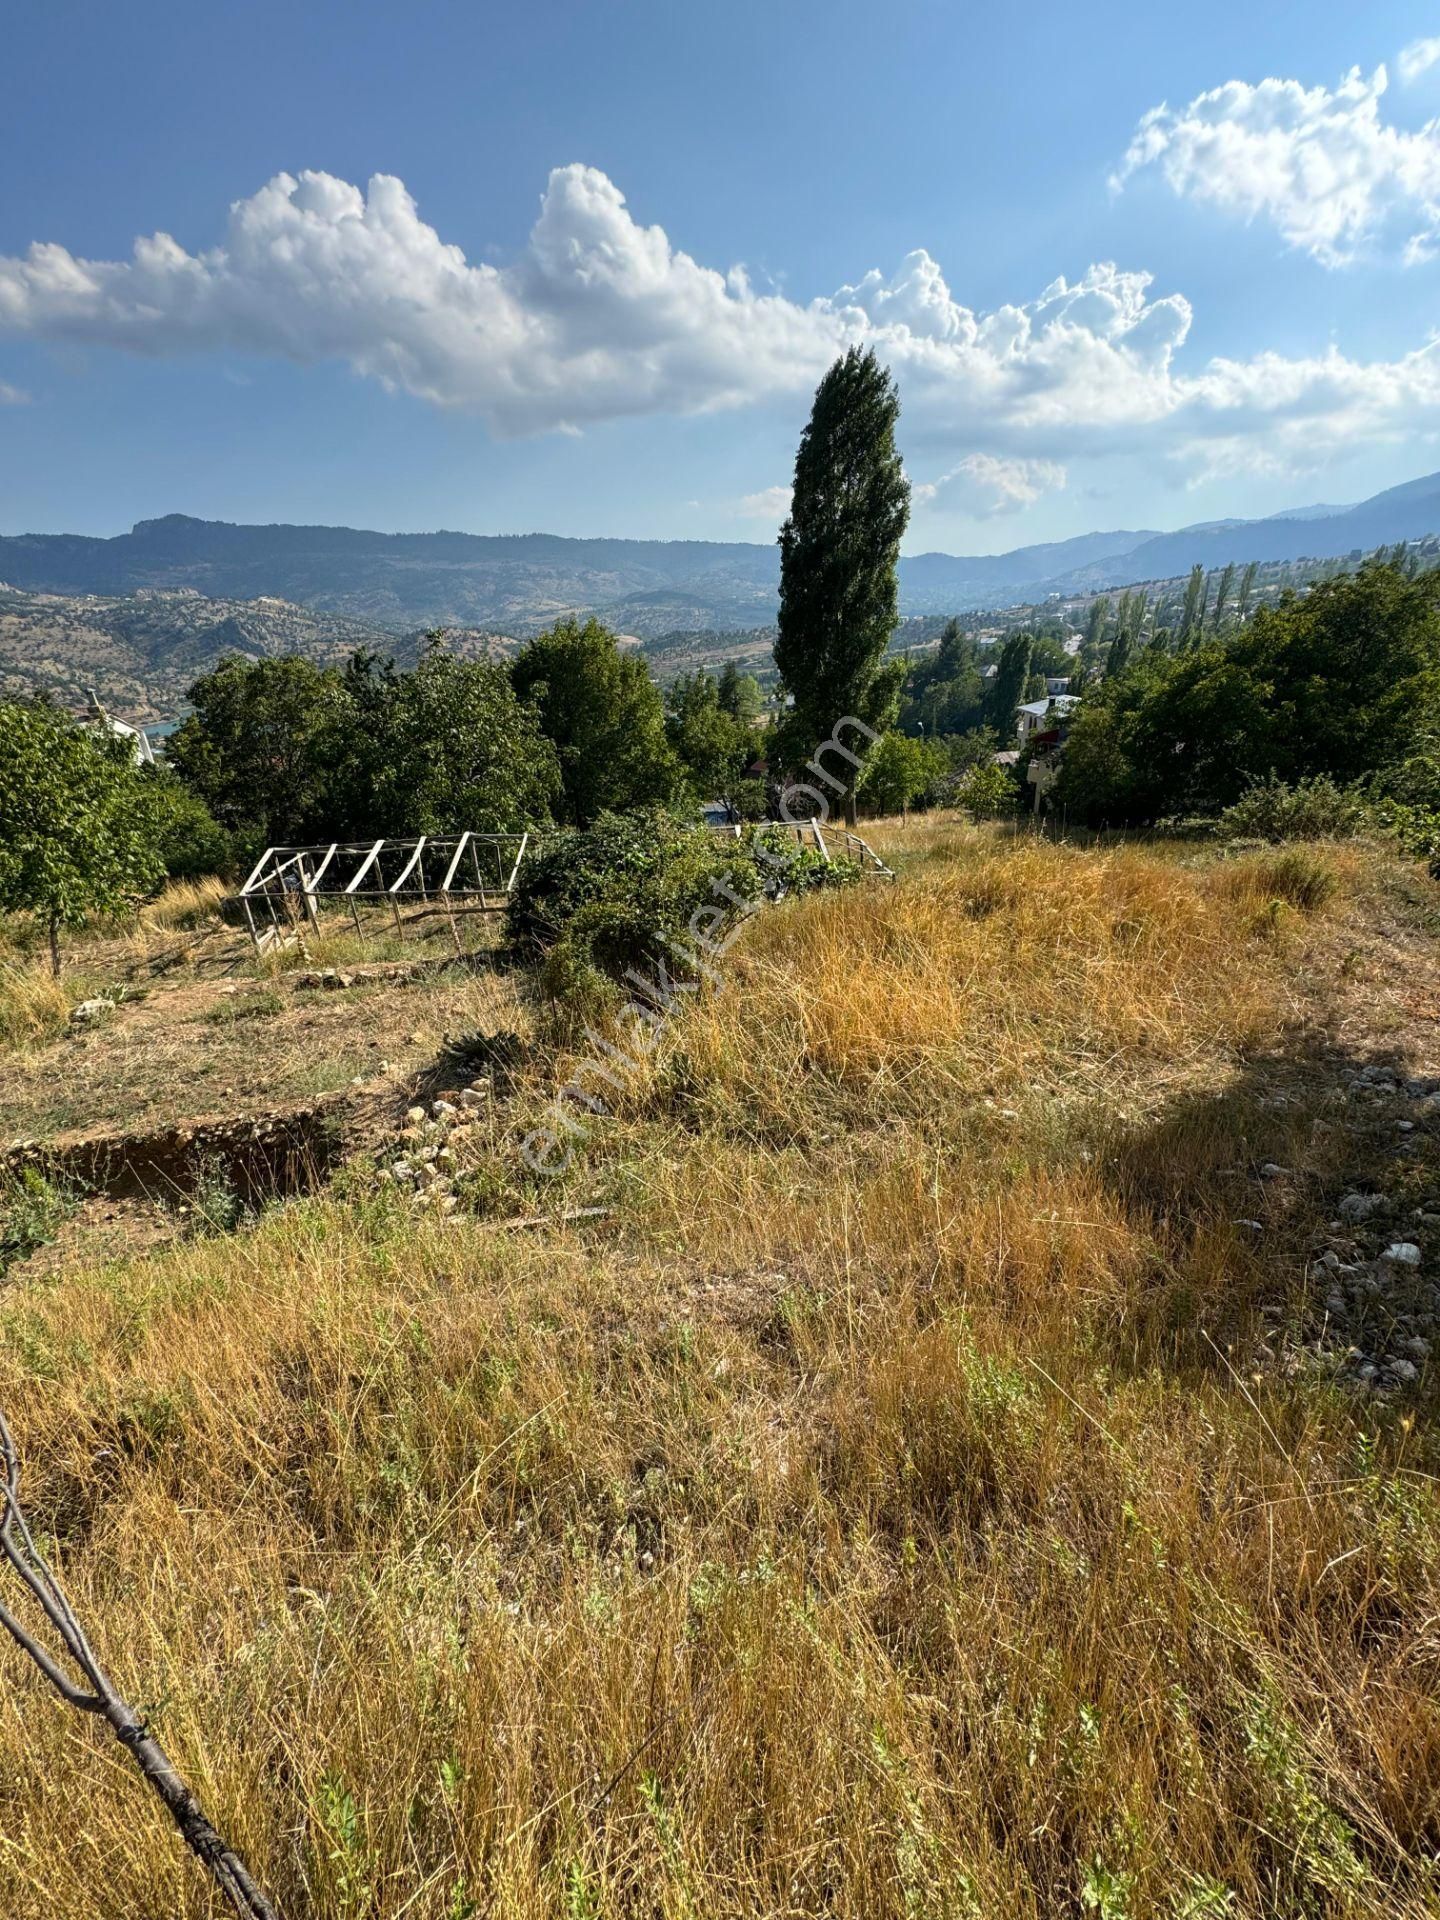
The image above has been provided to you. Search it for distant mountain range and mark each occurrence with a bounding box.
[2,468,1439,637]
[3,468,1440,715]
[900,470,1440,610]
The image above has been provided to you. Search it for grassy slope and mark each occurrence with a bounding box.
[1,825,1439,1917]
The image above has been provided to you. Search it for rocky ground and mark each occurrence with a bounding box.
[1295,1062,1440,1391]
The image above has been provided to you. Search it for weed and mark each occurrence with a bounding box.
[0,1167,76,1275]
[184,1157,243,1236]
[203,990,283,1025]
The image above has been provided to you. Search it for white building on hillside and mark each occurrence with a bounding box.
[85,690,155,766]
[1015,693,1080,744]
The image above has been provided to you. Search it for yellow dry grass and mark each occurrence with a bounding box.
[1,831,1438,1918]
[130,874,231,937]
[0,957,83,1050]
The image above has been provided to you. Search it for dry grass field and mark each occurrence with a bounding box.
[2,820,1439,1917]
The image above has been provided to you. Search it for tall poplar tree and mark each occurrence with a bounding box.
[1178,565,1208,649]
[1235,561,1259,622]
[773,348,910,821]
[987,631,1034,733]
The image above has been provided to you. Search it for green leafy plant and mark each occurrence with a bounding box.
[0,1167,76,1277]
[942,759,1022,820]
[0,698,165,973]
[1215,774,1369,842]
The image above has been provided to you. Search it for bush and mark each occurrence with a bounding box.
[507,810,762,983]
[746,826,861,897]
[940,760,1022,819]
[0,1167,75,1276]
[147,770,233,879]
[508,811,861,1001]
[1215,774,1368,843]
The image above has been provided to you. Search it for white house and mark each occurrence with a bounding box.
[1015,693,1080,744]
[85,690,155,766]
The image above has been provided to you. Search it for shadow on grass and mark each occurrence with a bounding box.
[1098,1020,1440,1405]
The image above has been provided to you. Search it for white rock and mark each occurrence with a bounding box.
[1391,1358,1419,1383]
[1382,1242,1423,1267]
[69,996,115,1026]
[432,1099,459,1120]
[406,1106,427,1125]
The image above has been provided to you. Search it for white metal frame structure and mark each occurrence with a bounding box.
[233,833,531,950]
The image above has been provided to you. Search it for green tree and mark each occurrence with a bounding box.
[1211,562,1237,632]
[1105,592,1144,680]
[0,700,164,974]
[168,655,348,848]
[773,347,911,821]
[1084,595,1111,670]
[387,647,561,832]
[899,619,985,736]
[947,759,1021,819]
[147,769,232,879]
[511,617,683,826]
[1177,565,1207,649]
[987,631,1034,734]
[665,671,752,808]
[1061,564,1440,824]
[715,660,763,726]
[856,731,945,818]
[170,646,562,849]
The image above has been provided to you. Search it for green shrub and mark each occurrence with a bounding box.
[1215,774,1368,843]
[507,810,762,982]
[0,1167,75,1276]
[147,769,233,879]
[746,826,861,897]
[507,811,860,999]
[940,760,1022,819]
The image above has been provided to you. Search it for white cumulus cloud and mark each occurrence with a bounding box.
[4,162,1440,492]
[1400,37,1440,84]
[1113,64,1440,266]
[913,453,1067,515]
[0,166,835,436]
[734,484,792,521]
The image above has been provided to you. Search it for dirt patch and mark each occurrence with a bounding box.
[2,1097,350,1207]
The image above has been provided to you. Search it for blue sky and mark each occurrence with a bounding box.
[4,0,1440,553]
